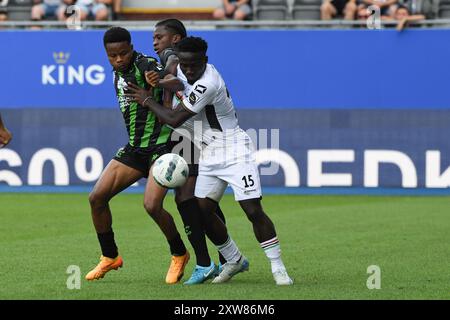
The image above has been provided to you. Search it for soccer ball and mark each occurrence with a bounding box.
[152,153,189,189]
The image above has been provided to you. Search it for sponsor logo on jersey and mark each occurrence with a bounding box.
[189,92,199,105]
[115,147,125,158]
[116,76,131,112]
[194,84,207,94]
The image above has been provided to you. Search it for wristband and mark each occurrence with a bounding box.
[142,96,152,106]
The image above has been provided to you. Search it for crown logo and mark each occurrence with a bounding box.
[53,52,70,64]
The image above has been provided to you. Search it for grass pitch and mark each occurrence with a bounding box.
[0,193,448,300]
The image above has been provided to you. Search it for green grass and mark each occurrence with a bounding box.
[0,193,449,300]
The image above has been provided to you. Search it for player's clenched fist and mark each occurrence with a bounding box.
[145,70,160,87]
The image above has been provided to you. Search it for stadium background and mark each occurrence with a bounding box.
[1,29,450,190]
[0,0,449,302]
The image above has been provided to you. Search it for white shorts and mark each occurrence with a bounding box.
[195,159,262,202]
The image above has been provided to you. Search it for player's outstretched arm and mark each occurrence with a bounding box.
[145,71,184,92]
[126,82,192,127]
[158,74,184,92]
[0,113,12,148]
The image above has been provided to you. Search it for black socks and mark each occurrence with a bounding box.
[97,230,118,259]
[167,232,187,256]
[215,206,228,265]
[177,198,211,266]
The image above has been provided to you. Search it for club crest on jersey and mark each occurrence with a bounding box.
[189,92,199,105]
[117,76,128,93]
[194,84,207,94]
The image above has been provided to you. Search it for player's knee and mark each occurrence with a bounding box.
[88,191,108,211]
[174,193,183,206]
[244,206,265,223]
[175,179,196,205]
[143,200,162,219]
[174,190,191,206]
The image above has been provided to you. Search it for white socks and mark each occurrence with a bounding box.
[216,237,241,263]
[260,237,286,273]
[217,236,287,273]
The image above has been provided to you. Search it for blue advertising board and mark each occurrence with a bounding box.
[1,108,450,189]
[1,29,450,109]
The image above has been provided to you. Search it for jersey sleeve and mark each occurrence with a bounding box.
[182,81,216,114]
[159,48,177,67]
[135,56,167,79]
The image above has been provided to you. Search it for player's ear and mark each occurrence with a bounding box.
[130,43,134,51]
[173,34,181,43]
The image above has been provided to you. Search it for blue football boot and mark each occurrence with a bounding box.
[183,261,218,285]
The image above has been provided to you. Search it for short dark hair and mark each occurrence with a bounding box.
[155,19,187,39]
[103,27,131,47]
[175,36,208,55]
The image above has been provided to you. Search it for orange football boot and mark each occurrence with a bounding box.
[165,251,190,284]
[85,255,123,281]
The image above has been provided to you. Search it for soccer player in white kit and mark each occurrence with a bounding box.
[126,36,293,285]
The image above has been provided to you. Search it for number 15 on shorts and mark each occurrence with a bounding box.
[242,175,255,188]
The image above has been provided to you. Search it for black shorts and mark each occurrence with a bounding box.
[113,143,171,177]
[188,163,199,177]
[169,134,199,177]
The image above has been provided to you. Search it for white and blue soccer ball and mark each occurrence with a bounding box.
[152,153,189,189]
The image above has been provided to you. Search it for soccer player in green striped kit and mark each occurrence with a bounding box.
[85,27,190,284]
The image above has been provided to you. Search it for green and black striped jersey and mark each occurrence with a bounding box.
[113,51,172,153]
